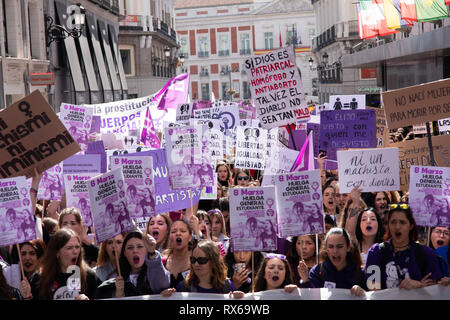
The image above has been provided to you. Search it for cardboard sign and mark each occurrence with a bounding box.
[275,170,324,237]
[382,78,450,129]
[320,109,377,160]
[64,173,97,226]
[229,186,277,252]
[0,176,36,246]
[244,46,309,129]
[0,90,81,179]
[328,95,366,110]
[88,168,134,243]
[367,107,389,148]
[337,147,400,193]
[409,166,450,228]
[235,126,267,170]
[390,135,450,191]
[110,155,156,218]
[438,118,450,135]
[59,103,94,153]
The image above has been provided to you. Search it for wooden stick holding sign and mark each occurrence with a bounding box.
[114,239,121,277]
[16,244,26,280]
[251,252,255,293]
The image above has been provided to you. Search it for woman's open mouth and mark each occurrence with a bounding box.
[176,237,182,244]
[133,256,140,265]
[272,276,279,282]
[331,256,342,264]
[24,262,33,268]
[394,232,402,239]
[71,257,77,264]
[437,240,444,246]
[152,230,159,240]
[366,225,373,231]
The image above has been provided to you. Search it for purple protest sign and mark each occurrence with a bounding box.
[86,141,107,173]
[229,186,278,252]
[88,168,134,243]
[0,176,36,246]
[140,107,161,148]
[194,100,212,110]
[288,129,307,151]
[409,166,450,228]
[110,155,156,218]
[307,122,320,158]
[89,115,101,134]
[64,173,97,226]
[115,149,201,214]
[275,170,324,237]
[38,163,64,200]
[63,154,101,174]
[60,103,94,153]
[320,109,376,160]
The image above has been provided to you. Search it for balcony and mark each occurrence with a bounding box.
[88,0,119,15]
[152,18,177,43]
[240,48,251,55]
[200,70,209,77]
[318,67,342,84]
[198,51,209,57]
[218,50,230,56]
[119,15,147,31]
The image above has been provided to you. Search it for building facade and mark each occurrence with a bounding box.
[119,0,179,98]
[174,0,317,103]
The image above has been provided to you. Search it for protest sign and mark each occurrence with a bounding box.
[413,123,427,135]
[63,154,102,174]
[244,46,309,129]
[59,103,94,153]
[89,94,155,135]
[229,186,277,252]
[38,163,64,200]
[390,135,450,191]
[64,173,97,226]
[200,173,218,200]
[275,170,324,237]
[235,126,267,170]
[116,149,202,214]
[86,141,107,173]
[88,168,134,243]
[211,105,240,133]
[0,90,81,179]
[110,155,155,218]
[337,147,400,193]
[176,103,193,125]
[409,165,450,228]
[328,95,366,110]
[0,176,36,246]
[367,107,389,148]
[164,125,214,190]
[382,78,450,129]
[193,108,211,120]
[320,109,377,160]
[438,117,450,135]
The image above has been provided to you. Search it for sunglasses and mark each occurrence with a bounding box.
[237,176,249,181]
[389,204,409,210]
[190,256,209,265]
[264,253,286,261]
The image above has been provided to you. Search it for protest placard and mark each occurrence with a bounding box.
[0,176,36,247]
[59,103,94,153]
[244,46,309,129]
[200,173,218,200]
[229,186,277,252]
[382,78,450,129]
[88,168,134,243]
[193,108,211,120]
[117,149,202,214]
[38,163,64,200]
[63,154,102,174]
[86,141,107,173]
[409,165,449,228]
[110,155,155,218]
[337,147,400,193]
[210,105,240,133]
[320,109,376,160]
[164,125,214,190]
[275,170,324,237]
[176,103,193,125]
[0,90,81,179]
[64,173,97,226]
[366,107,389,148]
[235,126,267,170]
[390,135,450,191]
[328,95,366,110]
[438,117,450,135]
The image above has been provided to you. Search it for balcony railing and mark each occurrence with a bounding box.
[200,71,209,77]
[152,17,177,42]
[218,50,230,56]
[198,51,209,57]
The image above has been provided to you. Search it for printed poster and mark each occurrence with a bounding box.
[229,186,277,252]
[235,126,267,170]
[59,103,94,153]
[38,163,64,200]
[275,171,324,237]
[64,173,97,226]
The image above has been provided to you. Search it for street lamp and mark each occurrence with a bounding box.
[322,51,329,65]
[179,54,185,65]
[45,3,86,47]
[164,46,171,58]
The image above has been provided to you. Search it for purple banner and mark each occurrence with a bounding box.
[63,154,102,174]
[320,109,376,160]
[86,141,107,173]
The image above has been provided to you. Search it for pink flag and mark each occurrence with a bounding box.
[140,107,161,148]
[290,131,315,172]
[154,73,190,110]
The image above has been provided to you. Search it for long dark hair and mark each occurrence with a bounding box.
[322,228,362,269]
[118,231,148,292]
[286,235,322,267]
[384,205,419,242]
[254,257,294,292]
[355,208,385,246]
[0,264,14,300]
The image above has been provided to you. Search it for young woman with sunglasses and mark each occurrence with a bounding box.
[234,169,251,187]
[161,240,244,298]
[364,204,443,290]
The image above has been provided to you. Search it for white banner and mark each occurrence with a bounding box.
[235,126,267,170]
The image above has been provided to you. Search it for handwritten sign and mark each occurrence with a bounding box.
[235,126,267,170]
[244,46,309,129]
[382,78,450,129]
[337,148,400,193]
[0,90,81,179]
[275,170,324,237]
[367,107,389,148]
[409,166,450,228]
[320,109,376,160]
[176,103,193,125]
[438,118,450,135]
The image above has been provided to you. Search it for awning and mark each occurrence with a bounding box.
[85,12,113,102]
[97,19,122,100]
[108,24,128,94]
[79,19,100,103]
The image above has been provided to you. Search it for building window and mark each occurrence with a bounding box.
[240,33,250,55]
[243,81,251,99]
[218,33,229,56]
[120,45,135,76]
[180,38,188,57]
[201,83,210,100]
[198,36,209,57]
[264,32,273,50]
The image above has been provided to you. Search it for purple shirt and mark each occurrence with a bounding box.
[364,240,443,289]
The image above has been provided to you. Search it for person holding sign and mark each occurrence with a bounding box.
[254,254,298,293]
[287,235,322,285]
[96,231,170,298]
[298,228,366,296]
[161,240,244,298]
[93,233,125,282]
[364,204,443,290]
[30,228,100,300]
